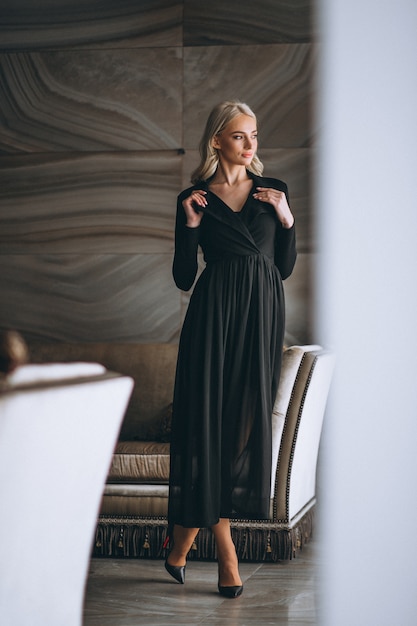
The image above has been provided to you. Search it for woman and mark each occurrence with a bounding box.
[166,101,296,598]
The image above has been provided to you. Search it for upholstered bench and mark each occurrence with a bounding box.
[102,441,170,517]
[97,345,334,561]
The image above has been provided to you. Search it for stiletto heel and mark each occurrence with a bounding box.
[218,583,243,598]
[165,560,186,584]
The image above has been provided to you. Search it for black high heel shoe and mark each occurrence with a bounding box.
[165,559,186,584]
[218,583,243,598]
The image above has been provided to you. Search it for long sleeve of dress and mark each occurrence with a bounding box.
[172,195,201,291]
[274,222,297,280]
[269,180,296,280]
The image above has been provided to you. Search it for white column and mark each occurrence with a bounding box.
[316,1,417,625]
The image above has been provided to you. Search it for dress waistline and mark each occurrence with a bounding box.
[205,252,274,266]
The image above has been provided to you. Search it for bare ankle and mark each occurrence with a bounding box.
[167,525,199,566]
[167,547,187,567]
[217,551,241,586]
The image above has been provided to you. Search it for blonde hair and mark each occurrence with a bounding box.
[190,100,264,184]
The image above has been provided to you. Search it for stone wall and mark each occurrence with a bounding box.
[0,0,314,344]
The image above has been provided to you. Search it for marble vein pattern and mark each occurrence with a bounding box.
[0,0,182,50]
[0,152,180,254]
[184,0,311,45]
[0,2,314,347]
[0,254,180,343]
[283,252,313,346]
[0,49,183,153]
[184,44,313,149]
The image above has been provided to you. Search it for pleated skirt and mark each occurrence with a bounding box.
[168,253,285,528]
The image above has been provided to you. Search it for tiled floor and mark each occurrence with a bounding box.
[83,540,319,625]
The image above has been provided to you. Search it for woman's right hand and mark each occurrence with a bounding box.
[182,190,207,227]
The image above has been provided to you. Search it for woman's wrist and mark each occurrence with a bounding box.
[281,215,294,229]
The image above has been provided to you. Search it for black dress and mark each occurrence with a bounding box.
[168,172,297,528]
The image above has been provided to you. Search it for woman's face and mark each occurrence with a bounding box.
[212,114,258,167]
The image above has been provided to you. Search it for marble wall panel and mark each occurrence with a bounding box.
[0,254,180,342]
[184,0,311,46]
[0,1,182,50]
[0,49,183,153]
[183,44,313,149]
[282,252,313,345]
[0,2,314,345]
[0,152,181,254]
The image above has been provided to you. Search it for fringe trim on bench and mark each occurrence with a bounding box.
[93,508,314,562]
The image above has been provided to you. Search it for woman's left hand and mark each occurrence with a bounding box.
[253,187,294,229]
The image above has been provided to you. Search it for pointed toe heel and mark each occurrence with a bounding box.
[165,560,186,584]
[218,584,243,598]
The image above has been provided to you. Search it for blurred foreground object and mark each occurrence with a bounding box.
[0,331,29,375]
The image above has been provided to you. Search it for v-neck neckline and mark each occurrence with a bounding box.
[208,181,254,215]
